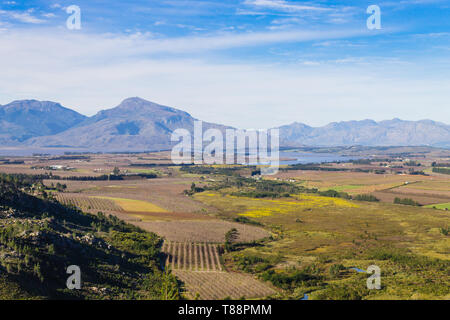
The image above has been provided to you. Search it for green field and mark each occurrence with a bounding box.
[424,203,450,210]
[194,188,450,300]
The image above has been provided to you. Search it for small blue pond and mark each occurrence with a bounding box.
[350,267,367,273]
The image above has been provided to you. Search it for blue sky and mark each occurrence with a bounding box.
[0,0,450,128]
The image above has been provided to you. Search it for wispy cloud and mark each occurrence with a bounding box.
[0,9,46,24]
[0,27,371,60]
[137,28,370,54]
[271,17,302,24]
[413,32,450,38]
[243,0,331,12]
[239,0,359,26]
[42,13,56,18]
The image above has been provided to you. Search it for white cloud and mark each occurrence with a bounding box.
[9,12,45,24]
[239,1,359,25]
[413,32,450,38]
[0,10,46,24]
[0,27,368,59]
[243,0,331,12]
[0,29,449,128]
[271,17,303,24]
[141,28,368,53]
[302,60,320,66]
[42,13,56,18]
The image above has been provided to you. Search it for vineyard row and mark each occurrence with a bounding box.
[162,241,223,271]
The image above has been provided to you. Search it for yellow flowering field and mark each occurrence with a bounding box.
[195,192,358,218]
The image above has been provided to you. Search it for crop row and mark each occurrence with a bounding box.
[173,270,276,300]
[55,194,124,212]
[162,241,222,271]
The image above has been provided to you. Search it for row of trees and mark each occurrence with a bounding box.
[394,197,421,206]
[432,167,450,175]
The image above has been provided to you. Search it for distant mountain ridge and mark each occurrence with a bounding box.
[0,98,449,151]
[279,118,450,148]
[0,100,86,145]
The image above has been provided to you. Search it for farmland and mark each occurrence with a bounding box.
[0,147,449,300]
[162,241,276,299]
[275,168,450,208]
[163,241,223,271]
[193,186,449,299]
[93,196,168,212]
[139,220,269,243]
[173,271,276,300]
[55,193,124,212]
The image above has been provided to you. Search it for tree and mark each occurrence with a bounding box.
[160,270,180,300]
[225,228,239,252]
[113,167,120,175]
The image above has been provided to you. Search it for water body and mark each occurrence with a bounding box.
[0,148,361,166]
[350,267,367,273]
[0,147,93,156]
[279,151,361,165]
[247,150,361,166]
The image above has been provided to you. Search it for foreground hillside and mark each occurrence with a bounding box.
[0,174,179,299]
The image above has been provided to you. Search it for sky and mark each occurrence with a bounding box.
[0,0,450,129]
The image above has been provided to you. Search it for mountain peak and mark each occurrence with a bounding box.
[2,100,65,112]
[119,97,153,106]
[0,99,86,143]
[113,97,185,115]
[24,98,228,151]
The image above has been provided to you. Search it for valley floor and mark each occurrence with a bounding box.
[0,149,449,299]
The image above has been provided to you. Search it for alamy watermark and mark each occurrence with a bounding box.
[66,5,81,30]
[367,5,381,30]
[66,265,81,289]
[366,265,381,290]
[170,121,279,175]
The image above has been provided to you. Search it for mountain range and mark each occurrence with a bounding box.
[0,97,449,151]
[279,119,450,148]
